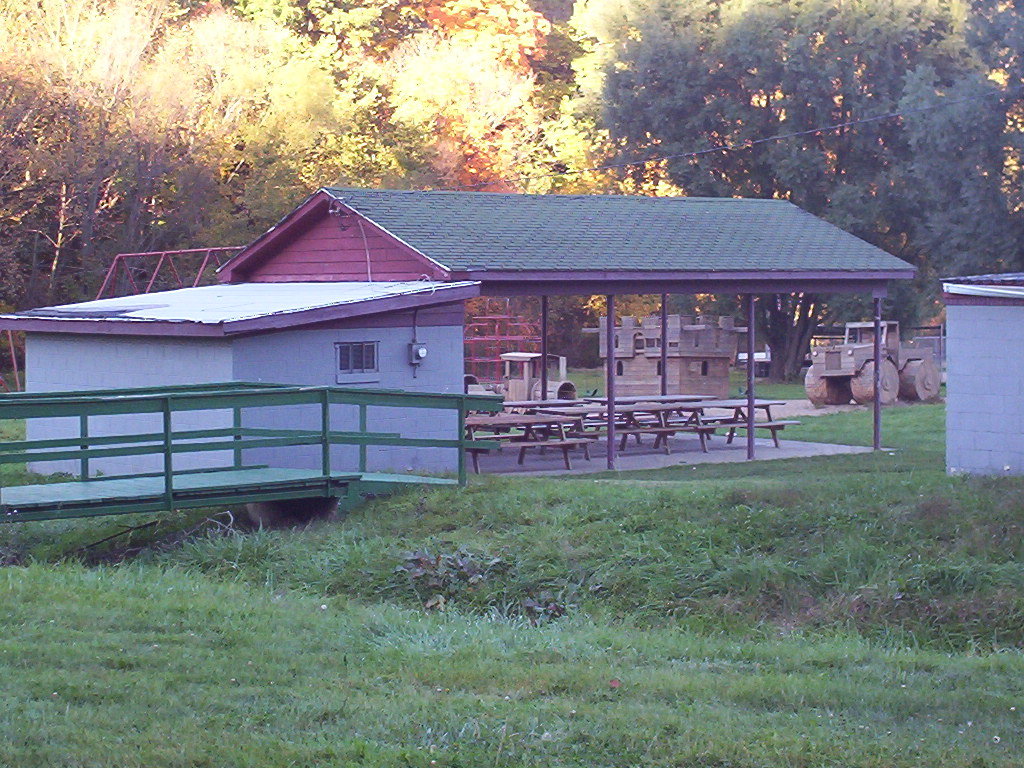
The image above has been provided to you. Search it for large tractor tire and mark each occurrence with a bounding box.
[849,359,899,405]
[898,358,941,402]
[804,368,853,406]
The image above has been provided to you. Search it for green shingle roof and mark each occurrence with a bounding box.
[324,187,912,275]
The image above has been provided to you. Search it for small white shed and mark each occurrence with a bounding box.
[944,274,1024,475]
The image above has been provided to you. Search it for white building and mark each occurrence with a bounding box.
[943,274,1024,475]
[0,281,477,476]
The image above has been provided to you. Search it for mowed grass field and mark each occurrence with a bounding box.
[2,403,1023,767]
[568,367,807,399]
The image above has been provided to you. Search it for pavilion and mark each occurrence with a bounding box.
[217,187,914,468]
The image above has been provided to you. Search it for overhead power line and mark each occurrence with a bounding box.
[439,85,1018,192]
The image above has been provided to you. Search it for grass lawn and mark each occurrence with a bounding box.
[0,417,25,486]
[2,403,1023,766]
[569,366,807,399]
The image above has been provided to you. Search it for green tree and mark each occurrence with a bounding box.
[573,0,1021,379]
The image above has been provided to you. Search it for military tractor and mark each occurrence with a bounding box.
[804,321,941,407]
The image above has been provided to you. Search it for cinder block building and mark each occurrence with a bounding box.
[7,281,477,475]
[943,274,1024,475]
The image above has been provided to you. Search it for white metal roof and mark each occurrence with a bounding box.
[942,282,1024,301]
[0,281,480,336]
[7,281,475,324]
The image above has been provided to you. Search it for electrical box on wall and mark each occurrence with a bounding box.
[409,342,428,366]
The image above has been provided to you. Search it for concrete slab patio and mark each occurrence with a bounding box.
[472,433,874,477]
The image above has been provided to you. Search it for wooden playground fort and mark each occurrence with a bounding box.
[593,314,747,399]
[0,187,916,521]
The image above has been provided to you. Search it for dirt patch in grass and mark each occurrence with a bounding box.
[723,485,803,509]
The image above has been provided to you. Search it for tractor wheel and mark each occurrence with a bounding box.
[804,368,853,406]
[898,358,941,402]
[850,359,899,405]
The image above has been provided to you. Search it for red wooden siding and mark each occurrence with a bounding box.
[233,200,448,283]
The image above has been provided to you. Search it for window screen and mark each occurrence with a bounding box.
[337,341,379,375]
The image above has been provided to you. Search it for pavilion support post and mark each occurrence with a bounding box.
[660,294,669,396]
[606,295,616,470]
[540,296,549,400]
[746,294,756,461]
[873,296,882,451]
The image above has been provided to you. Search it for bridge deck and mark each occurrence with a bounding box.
[0,382,496,523]
[1,468,367,522]
[2,468,457,523]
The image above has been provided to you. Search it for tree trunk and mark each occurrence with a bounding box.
[759,293,825,382]
[46,182,70,304]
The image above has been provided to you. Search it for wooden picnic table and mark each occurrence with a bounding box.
[583,394,716,405]
[540,399,798,453]
[465,412,580,437]
[538,402,699,455]
[463,412,594,471]
[662,399,797,448]
[534,404,608,418]
[501,398,582,411]
[684,398,785,421]
[538,401,707,418]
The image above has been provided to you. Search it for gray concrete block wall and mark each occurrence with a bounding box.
[18,315,466,479]
[231,322,465,474]
[946,304,1024,475]
[23,334,234,476]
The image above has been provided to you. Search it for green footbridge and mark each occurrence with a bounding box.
[0,383,501,523]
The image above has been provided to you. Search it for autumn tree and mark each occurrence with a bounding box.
[573,0,1021,379]
[0,0,366,307]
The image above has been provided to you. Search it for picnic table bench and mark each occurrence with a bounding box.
[500,398,582,412]
[666,399,799,448]
[555,399,801,453]
[463,412,594,471]
[583,394,716,405]
[463,397,801,473]
[538,402,709,455]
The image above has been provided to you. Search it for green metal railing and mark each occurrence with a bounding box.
[0,383,502,520]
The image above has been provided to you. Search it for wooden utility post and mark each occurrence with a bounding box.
[660,294,669,396]
[540,296,549,400]
[745,294,756,460]
[873,296,882,451]
[605,295,616,470]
